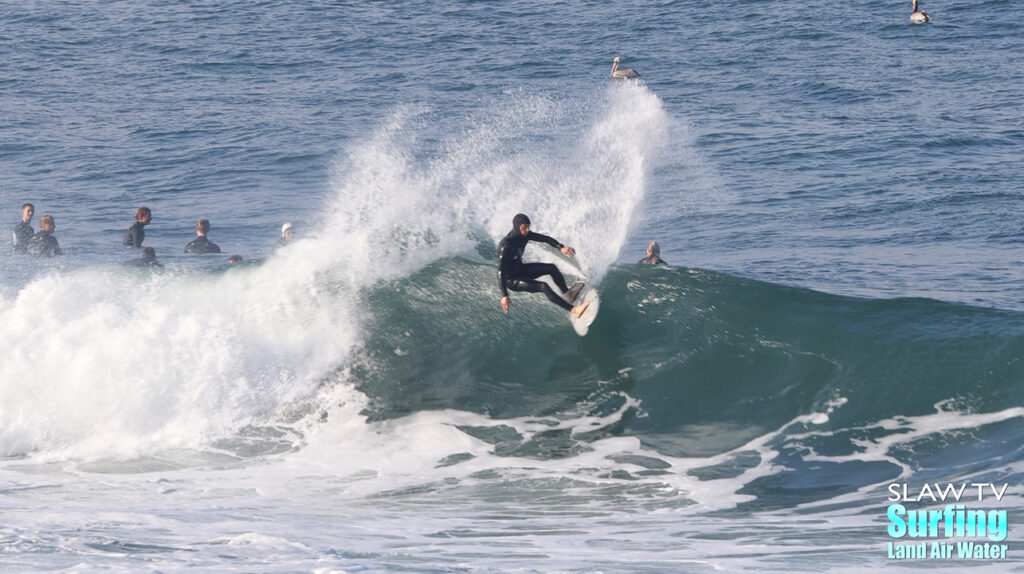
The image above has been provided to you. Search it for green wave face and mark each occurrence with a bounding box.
[355,257,1024,463]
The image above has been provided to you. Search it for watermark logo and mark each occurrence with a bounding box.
[886,482,1009,560]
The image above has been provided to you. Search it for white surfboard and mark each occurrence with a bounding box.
[570,286,600,336]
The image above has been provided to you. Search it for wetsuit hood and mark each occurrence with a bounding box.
[512,213,531,230]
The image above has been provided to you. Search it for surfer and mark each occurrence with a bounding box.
[123,206,152,247]
[497,213,589,318]
[126,247,163,268]
[639,241,667,265]
[273,222,294,252]
[12,203,35,253]
[123,206,152,248]
[27,214,62,257]
[184,218,222,254]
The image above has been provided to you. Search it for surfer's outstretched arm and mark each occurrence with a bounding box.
[526,231,576,258]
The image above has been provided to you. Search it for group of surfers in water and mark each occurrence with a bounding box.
[13,204,665,318]
[11,203,295,267]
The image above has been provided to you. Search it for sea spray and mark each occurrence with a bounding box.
[0,260,361,460]
[322,84,673,286]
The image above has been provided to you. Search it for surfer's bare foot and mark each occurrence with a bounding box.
[571,301,590,319]
[566,283,585,304]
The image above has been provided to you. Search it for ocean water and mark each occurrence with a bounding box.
[2,1,1023,572]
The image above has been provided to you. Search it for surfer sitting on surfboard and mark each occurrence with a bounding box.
[497,213,590,319]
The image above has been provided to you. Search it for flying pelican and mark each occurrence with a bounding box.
[911,0,929,23]
[610,57,640,80]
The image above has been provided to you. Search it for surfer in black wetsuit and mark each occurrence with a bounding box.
[126,247,163,268]
[123,206,152,248]
[639,240,667,265]
[184,218,221,254]
[27,214,61,257]
[12,203,34,253]
[497,213,589,318]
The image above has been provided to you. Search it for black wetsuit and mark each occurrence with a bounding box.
[12,221,33,253]
[497,229,573,312]
[27,230,61,257]
[184,236,221,254]
[639,255,667,265]
[123,221,146,247]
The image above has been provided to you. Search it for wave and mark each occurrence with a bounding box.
[5,252,1023,509]
[0,81,674,461]
[4,78,1020,510]
[340,260,1024,508]
[356,260,1024,456]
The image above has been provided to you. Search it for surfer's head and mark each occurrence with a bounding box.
[195,218,211,236]
[513,213,531,235]
[647,240,660,258]
[136,206,152,224]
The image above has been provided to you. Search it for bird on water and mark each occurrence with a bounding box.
[911,0,929,23]
[610,57,640,80]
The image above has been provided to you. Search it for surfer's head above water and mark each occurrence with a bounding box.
[513,213,531,235]
[647,241,660,258]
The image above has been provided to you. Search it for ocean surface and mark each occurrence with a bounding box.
[2,1,1023,572]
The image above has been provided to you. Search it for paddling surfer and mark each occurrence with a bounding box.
[497,213,589,318]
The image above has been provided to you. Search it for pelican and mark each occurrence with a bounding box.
[610,57,640,80]
[911,0,929,23]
